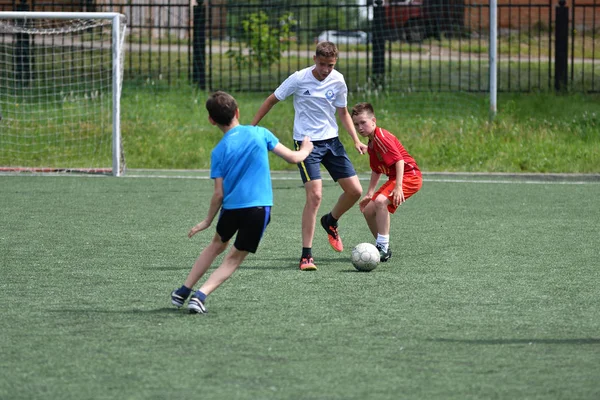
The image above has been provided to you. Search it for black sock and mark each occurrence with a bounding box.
[302,247,312,258]
[194,290,207,302]
[328,213,338,226]
[176,285,192,298]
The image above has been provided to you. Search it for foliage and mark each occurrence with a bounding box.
[226,11,297,69]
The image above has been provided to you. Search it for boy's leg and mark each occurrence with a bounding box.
[295,139,326,270]
[171,233,228,307]
[373,194,391,236]
[189,206,269,312]
[184,233,228,289]
[331,175,362,219]
[373,194,392,262]
[298,180,321,270]
[361,200,379,239]
[370,179,403,262]
[198,246,249,296]
[319,138,362,252]
[322,138,362,220]
[302,179,323,249]
[320,175,361,252]
[188,248,248,314]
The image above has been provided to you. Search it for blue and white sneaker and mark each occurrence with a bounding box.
[171,290,187,308]
[188,295,207,314]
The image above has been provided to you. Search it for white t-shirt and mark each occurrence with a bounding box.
[274,66,348,141]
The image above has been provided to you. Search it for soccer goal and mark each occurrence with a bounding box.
[0,12,126,176]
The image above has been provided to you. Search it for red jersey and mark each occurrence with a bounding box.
[368,127,420,178]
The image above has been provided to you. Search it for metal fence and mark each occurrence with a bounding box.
[1,0,598,92]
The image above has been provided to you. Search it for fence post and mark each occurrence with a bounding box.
[554,0,568,92]
[372,0,386,88]
[193,1,206,90]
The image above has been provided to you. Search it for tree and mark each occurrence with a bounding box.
[226,11,297,69]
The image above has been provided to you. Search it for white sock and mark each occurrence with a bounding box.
[376,234,389,252]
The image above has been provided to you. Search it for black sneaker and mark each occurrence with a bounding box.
[376,244,392,262]
[188,295,207,314]
[171,290,187,308]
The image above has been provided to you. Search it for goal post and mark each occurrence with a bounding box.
[0,12,126,176]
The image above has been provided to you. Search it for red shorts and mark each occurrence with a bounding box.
[372,172,422,214]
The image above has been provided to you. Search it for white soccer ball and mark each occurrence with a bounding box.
[351,242,380,272]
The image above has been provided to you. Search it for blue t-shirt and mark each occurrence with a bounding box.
[210,125,279,209]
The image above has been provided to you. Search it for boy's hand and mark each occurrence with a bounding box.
[188,220,210,238]
[300,136,314,153]
[391,188,406,206]
[355,141,368,155]
[359,195,372,212]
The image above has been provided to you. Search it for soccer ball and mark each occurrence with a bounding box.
[351,243,380,272]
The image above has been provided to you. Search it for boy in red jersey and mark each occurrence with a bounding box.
[350,102,422,262]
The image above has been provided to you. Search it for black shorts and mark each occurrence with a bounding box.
[294,137,356,183]
[216,206,271,253]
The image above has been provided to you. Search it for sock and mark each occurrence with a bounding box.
[194,290,207,302]
[302,247,312,258]
[176,285,192,298]
[376,234,390,252]
[327,213,338,226]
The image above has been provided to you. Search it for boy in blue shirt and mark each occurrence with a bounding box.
[171,91,313,314]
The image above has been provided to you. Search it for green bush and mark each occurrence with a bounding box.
[226,11,297,69]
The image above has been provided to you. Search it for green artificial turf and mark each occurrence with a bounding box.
[1,174,599,399]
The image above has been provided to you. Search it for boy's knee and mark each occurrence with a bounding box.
[362,205,375,217]
[210,237,229,254]
[374,196,389,210]
[346,185,362,200]
[306,191,322,206]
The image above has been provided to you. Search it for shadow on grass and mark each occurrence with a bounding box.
[429,338,600,345]
[47,307,202,316]
[238,255,350,270]
[340,269,379,273]
[148,257,355,271]
[152,266,192,271]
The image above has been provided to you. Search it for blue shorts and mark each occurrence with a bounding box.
[216,206,271,253]
[294,137,356,183]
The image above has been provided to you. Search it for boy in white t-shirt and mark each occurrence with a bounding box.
[252,41,368,271]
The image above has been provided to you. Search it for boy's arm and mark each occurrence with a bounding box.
[390,160,406,206]
[252,94,280,126]
[337,106,368,154]
[366,170,381,197]
[272,136,314,164]
[359,170,381,212]
[188,178,224,238]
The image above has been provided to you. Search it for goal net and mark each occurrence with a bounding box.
[0,12,126,176]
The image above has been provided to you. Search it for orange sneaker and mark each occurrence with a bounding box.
[320,214,343,252]
[299,257,317,271]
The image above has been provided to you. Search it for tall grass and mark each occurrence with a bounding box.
[1,81,598,172]
[121,88,600,173]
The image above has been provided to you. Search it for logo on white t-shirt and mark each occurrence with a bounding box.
[325,90,334,100]
[303,90,311,95]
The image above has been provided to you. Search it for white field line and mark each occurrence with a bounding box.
[2,170,599,185]
[123,175,600,185]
